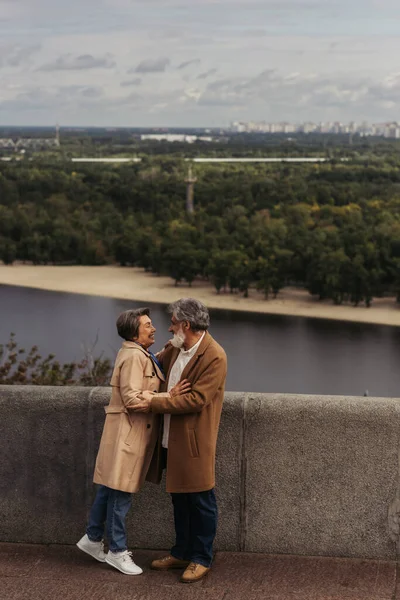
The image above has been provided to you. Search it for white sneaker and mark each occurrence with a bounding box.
[76,534,106,563]
[105,550,143,575]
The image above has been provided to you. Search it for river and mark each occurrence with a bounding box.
[1,285,400,397]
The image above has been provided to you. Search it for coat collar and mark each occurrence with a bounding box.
[122,340,148,354]
[121,341,165,382]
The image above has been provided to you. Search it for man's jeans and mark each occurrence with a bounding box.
[86,485,132,553]
[170,489,218,568]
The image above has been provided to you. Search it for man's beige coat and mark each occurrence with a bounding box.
[93,341,168,493]
[147,332,227,494]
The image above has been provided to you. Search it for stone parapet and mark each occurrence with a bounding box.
[0,386,399,560]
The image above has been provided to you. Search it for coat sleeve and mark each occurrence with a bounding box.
[119,353,147,409]
[150,355,227,415]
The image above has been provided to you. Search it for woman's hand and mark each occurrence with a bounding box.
[169,379,191,398]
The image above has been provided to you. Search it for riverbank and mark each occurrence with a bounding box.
[0,264,399,327]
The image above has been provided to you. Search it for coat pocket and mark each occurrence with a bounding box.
[124,418,147,457]
[188,429,200,458]
[124,424,137,447]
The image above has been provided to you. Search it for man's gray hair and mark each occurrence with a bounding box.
[116,307,150,341]
[168,298,210,332]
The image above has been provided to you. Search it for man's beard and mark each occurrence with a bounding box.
[170,327,186,349]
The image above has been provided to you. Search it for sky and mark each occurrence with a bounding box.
[1,0,400,127]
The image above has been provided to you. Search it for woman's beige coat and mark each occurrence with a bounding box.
[93,341,168,493]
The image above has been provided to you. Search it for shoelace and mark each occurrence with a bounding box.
[122,551,134,562]
[187,563,198,573]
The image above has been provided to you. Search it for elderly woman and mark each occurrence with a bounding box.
[77,308,190,575]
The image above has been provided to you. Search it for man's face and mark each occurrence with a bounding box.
[169,315,187,348]
[135,315,156,349]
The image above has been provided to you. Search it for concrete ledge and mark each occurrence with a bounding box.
[1,386,399,560]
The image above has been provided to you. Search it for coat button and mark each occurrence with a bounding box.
[152,372,155,376]
[147,424,151,429]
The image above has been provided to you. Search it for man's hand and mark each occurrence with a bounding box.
[131,390,154,413]
[130,380,191,413]
[170,379,191,397]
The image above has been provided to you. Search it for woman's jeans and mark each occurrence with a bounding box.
[86,485,132,553]
[170,489,218,568]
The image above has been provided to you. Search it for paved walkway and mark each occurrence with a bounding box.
[0,542,398,600]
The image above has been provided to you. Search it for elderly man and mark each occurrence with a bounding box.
[132,298,227,584]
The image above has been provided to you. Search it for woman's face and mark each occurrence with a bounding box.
[135,315,156,349]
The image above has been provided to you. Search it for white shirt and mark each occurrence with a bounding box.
[162,332,205,449]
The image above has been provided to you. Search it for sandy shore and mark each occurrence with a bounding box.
[0,264,399,327]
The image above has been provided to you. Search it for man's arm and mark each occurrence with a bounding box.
[151,355,227,415]
[129,379,192,413]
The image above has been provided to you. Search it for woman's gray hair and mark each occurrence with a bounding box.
[116,308,150,341]
[168,298,210,332]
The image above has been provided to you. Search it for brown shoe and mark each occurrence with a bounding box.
[151,555,190,571]
[180,562,210,583]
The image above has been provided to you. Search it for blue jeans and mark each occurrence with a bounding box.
[170,489,218,568]
[86,485,132,553]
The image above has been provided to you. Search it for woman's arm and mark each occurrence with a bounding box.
[119,353,149,409]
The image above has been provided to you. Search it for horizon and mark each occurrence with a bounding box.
[1,120,400,132]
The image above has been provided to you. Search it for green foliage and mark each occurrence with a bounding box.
[1,141,400,307]
[0,334,112,386]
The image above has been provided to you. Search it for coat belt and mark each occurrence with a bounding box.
[104,406,128,414]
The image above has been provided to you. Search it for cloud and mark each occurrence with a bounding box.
[195,68,400,119]
[120,78,142,87]
[0,44,41,68]
[132,57,170,74]
[177,59,201,70]
[0,84,115,115]
[80,86,103,98]
[3,1,400,126]
[196,68,218,80]
[38,53,115,71]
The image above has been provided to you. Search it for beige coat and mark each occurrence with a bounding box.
[147,332,227,493]
[93,342,168,493]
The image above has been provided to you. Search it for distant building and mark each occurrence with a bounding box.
[229,119,400,140]
[140,134,214,143]
[0,139,15,150]
[300,122,317,134]
[0,125,60,152]
[382,122,400,139]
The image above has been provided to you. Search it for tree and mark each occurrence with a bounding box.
[0,237,16,264]
[256,248,292,299]
[163,243,201,286]
[207,251,231,293]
